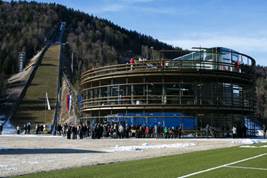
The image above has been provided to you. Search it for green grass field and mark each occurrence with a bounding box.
[13,45,60,125]
[13,144,267,178]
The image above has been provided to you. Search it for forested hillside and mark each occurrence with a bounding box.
[0,1,58,75]
[0,1,186,78]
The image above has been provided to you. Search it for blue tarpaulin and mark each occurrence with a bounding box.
[77,95,83,110]
[106,112,197,129]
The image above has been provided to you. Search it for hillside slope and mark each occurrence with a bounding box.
[13,45,61,125]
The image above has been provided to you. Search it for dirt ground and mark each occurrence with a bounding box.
[0,135,255,177]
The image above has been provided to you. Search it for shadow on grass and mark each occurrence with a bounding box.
[0,148,106,155]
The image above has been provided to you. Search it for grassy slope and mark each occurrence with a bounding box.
[13,145,267,178]
[13,45,60,125]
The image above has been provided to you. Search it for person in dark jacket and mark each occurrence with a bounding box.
[0,123,3,135]
[263,124,267,139]
[72,126,77,139]
[178,124,182,138]
[66,126,71,139]
[79,125,83,139]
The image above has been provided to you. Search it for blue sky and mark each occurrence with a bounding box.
[21,0,267,65]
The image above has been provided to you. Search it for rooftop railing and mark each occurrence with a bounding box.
[81,48,256,81]
[81,58,255,81]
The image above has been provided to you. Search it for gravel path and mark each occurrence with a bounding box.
[0,135,255,177]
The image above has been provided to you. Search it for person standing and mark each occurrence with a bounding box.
[263,124,267,139]
[0,123,3,135]
[154,125,158,138]
[118,124,124,138]
[130,57,135,70]
[66,126,71,139]
[79,125,83,139]
[23,124,27,134]
[178,124,182,138]
[145,126,149,138]
[205,124,210,138]
[125,124,129,138]
[232,125,237,138]
[63,123,68,136]
[35,124,39,134]
[27,122,31,134]
[16,125,20,134]
[72,126,77,139]
[163,127,168,138]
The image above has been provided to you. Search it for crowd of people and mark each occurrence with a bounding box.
[7,121,267,139]
[15,122,50,135]
[56,122,184,140]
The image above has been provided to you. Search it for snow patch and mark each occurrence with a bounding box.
[240,145,257,148]
[2,119,16,134]
[1,134,61,138]
[232,139,267,145]
[28,161,40,165]
[240,144,267,148]
[257,130,264,137]
[108,143,196,152]
[0,164,17,171]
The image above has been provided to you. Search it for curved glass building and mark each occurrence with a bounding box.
[80,47,256,137]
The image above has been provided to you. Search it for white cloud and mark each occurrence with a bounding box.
[87,0,175,15]
[138,6,176,15]
[101,4,125,12]
[119,0,156,3]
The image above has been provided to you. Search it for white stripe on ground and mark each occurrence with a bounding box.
[178,153,267,178]
[226,165,267,171]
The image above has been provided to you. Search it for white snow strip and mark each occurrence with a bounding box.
[27,161,40,165]
[232,139,267,145]
[108,143,196,152]
[226,165,267,171]
[177,153,267,178]
[240,144,267,148]
[0,164,17,171]
[240,145,257,148]
[0,134,61,138]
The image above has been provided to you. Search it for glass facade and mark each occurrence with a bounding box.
[81,81,254,109]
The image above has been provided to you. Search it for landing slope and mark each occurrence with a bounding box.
[13,45,60,125]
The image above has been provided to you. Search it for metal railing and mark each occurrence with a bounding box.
[81,59,255,82]
[81,94,255,111]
